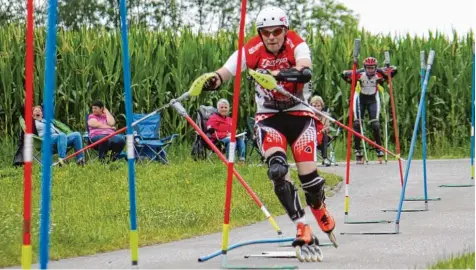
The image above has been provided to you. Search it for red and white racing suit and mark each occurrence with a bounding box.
[223,30,317,163]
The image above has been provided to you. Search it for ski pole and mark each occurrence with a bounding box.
[356,93,369,164]
[248,69,404,161]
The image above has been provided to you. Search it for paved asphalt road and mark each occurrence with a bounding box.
[10,159,475,269]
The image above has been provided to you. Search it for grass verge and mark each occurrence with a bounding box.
[428,252,475,269]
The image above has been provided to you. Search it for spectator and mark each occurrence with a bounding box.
[206,98,246,162]
[87,100,125,162]
[33,105,85,166]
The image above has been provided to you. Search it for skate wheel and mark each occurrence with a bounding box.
[295,246,311,262]
[310,245,324,262]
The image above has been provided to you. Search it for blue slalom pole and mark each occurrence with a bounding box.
[39,0,59,268]
[420,51,429,209]
[395,50,435,232]
[471,43,475,181]
[119,0,139,265]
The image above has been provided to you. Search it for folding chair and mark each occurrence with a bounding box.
[132,112,178,164]
[19,116,73,165]
[19,116,43,164]
[246,116,265,163]
[190,105,226,162]
[317,126,340,166]
[316,106,341,167]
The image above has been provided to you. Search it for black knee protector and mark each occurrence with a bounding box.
[299,171,326,209]
[370,119,380,132]
[267,152,289,182]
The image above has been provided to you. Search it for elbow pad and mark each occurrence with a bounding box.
[275,67,312,83]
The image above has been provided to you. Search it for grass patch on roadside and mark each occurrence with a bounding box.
[428,252,475,269]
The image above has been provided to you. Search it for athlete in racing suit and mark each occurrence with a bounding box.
[341,57,397,163]
[201,6,337,247]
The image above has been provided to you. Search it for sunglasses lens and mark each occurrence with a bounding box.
[261,28,283,37]
[273,28,283,36]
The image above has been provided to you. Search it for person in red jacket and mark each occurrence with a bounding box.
[206,98,246,161]
[199,6,337,249]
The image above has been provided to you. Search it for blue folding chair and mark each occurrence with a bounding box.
[132,112,178,164]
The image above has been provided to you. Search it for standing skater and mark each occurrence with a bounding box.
[341,57,397,164]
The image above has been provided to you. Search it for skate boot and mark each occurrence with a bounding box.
[322,158,331,167]
[292,223,323,262]
[355,150,364,164]
[311,203,338,248]
[376,149,384,164]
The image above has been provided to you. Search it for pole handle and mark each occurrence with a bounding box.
[353,39,361,59]
[420,51,426,69]
[427,50,435,66]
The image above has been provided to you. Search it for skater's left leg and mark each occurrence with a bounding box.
[369,95,384,157]
[291,117,335,234]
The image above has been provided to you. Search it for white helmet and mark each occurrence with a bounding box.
[256,7,289,30]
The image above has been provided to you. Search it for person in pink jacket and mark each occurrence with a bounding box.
[206,99,246,161]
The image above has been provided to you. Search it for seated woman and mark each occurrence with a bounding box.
[33,105,85,166]
[206,99,246,162]
[310,95,332,167]
[87,100,125,162]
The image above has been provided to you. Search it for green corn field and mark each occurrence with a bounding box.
[0,25,473,154]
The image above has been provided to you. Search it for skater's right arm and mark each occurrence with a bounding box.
[203,49,246,91]
[341,68,364,84]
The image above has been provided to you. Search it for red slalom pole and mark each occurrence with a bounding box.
[62,126,126,162]
[22,0,34,267]
[384,51,404,186]
[221,0,247,265]
[170,101,282,235]
[344,39,360,218]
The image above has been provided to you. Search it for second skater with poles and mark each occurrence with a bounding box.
[341,57,397,164]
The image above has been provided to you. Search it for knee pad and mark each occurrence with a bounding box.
[299,171,326,209]
[267,152,289,183]
[370,119,380,132]
[353,120,361,130]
